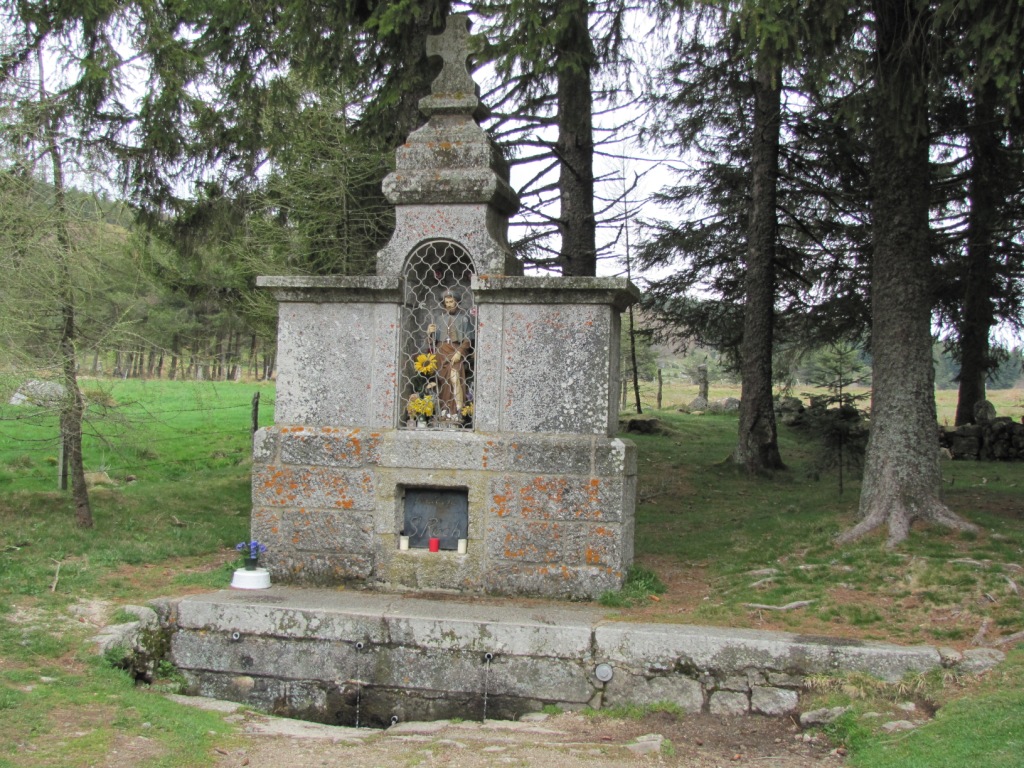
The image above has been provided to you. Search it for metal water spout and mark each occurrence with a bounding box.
[481,651,496,721]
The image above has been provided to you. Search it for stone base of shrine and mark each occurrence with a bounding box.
[251,427,636,600]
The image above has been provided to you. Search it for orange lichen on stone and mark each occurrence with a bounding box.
[492,490,511,517]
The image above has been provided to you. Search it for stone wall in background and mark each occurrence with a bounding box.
[940,417,1024,461]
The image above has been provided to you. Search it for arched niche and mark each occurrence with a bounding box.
[399,240,477,429]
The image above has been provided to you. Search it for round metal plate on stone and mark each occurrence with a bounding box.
[594,663,614,682]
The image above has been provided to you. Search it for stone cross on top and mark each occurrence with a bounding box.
[420,14,483,118]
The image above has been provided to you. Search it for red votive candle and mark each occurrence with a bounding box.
[428,538,440,552]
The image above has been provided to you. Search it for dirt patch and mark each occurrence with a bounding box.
[212,711,842,768]
[951,491,1024,520]
[96,550,238,598]
[100,732,166,768]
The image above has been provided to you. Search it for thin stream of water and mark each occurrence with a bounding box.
[482,655,491,721]
[353,641,365,728]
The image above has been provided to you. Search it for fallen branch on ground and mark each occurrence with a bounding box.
[743,600,815,612]
[996,630,1024,647]
[972,618,991,646]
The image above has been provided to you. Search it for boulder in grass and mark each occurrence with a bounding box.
[973,399,997,423]
[683,395,708,412]
[709,397,741,413]
[9,380,66,407]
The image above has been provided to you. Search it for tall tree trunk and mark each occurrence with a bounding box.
[133,345,144,377]
[731,50,784,473]
[249,333,259,379]
[628,306,643,414]
[839,0,976,546]
[555,0,596,277]
[954,80,1000,426]
[40,54,92,527]
[169,333,179,380]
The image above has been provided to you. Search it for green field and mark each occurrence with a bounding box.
[0,377,276,492]
[0,379,1022,767]
[629,375,1024,426]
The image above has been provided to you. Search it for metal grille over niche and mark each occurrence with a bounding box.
[401,240,476,430]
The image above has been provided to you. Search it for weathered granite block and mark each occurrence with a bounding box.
[377,430,488,471]
[173,594,389,642]
[593,438,637,476]
[290,508,374,552]
[251,507,286,543]
[751,686,799,716]
[253,465,375,511]
[486,519,590,565]
[481,436,595,475]
[380,550,481,592]
[489,474,625,523]
[363,647,591,702]
[482,563,623,599]
[172,633,360,680]
[278,427,383,468]
[583,524,627,568]
[496,304,614,434]
[252,428,278,463]
[594,624,941,682]
[273,301,399,427]
[603,672,704,712]
[270,551,373,583]
[384,613,594,658]
[184,670,332,722]
[710,690,749,715]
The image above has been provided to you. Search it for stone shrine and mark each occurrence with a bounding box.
[165,16,999,727]
[254,14,638,599]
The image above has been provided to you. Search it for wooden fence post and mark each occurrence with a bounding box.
[251,391,260,436]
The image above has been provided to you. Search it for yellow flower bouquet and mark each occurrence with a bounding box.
[407,394,435,419]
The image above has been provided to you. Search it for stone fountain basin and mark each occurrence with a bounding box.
[166,587,980,727]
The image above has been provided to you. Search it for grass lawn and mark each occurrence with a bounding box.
[1,378,1022,766]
